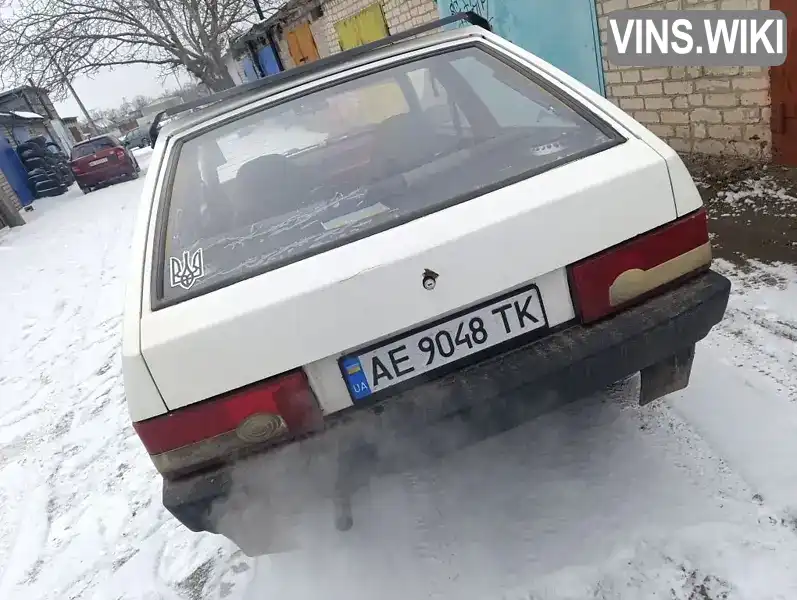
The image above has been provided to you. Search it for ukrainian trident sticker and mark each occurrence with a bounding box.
[169,248,205,290]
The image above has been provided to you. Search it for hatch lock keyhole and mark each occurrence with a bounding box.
[422,269,439,291]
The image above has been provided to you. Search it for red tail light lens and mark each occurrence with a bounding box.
[570,208,711,323]
[114,148,125,160]
[70,163,82,174]
[133,371,323,472]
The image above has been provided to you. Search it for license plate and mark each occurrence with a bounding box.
[88,157,108,166]
[340,284,548,401]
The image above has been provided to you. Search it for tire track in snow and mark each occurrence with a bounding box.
[0,158,193,599]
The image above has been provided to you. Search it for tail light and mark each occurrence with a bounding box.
[133,371,324,477]
[70,162,82,174]
[569,208,711,323]
[114,148,125,160]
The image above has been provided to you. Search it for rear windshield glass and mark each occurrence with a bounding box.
[158,46,618,303]
[71,137,116,158]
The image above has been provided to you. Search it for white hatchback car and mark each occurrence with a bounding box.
[123,13,731,555]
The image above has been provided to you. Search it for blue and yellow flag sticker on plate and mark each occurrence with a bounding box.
[341,356,371,401]
[346,362,361,375]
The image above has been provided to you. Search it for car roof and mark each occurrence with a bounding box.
[157,23,493,142]
[74,134,117,145]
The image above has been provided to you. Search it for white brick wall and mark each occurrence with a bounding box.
[273,9,332,71]
[310,19,331,58]
[596,0,772,158]
[277,35,296,70]
[0,169,22,213]
[321,0,438,55]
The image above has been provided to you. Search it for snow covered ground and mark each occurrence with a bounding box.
[1,150,797,599]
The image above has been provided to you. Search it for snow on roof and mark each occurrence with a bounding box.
[10,110,44,120]
[0,84,50,100]
[0,111,27,123]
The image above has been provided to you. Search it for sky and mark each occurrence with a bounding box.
[0,0,275,120]
[0,0,203,119]
[52,63,194,119]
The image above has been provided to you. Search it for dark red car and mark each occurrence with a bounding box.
[70,135,141,194]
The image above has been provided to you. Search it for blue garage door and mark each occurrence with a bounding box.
[440,0,605,96]
[0,136,34,207]
[241,56,259,82]
[257,46,281,76]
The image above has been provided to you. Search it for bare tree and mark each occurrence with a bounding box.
[0,0,275,97]
[131,94,154,112]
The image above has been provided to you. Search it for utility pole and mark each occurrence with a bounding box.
[27,78,54,119]
[47,53,99,135]
[172,69,185,93]
[253,0,265,20]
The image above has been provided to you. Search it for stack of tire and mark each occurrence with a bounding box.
[16,136,74,199]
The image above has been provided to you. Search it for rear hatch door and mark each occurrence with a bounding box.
[140,141,679,411]
[71,138,120,172]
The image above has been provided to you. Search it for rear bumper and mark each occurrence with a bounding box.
[75,162,133,186]
[161,270,731,535]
